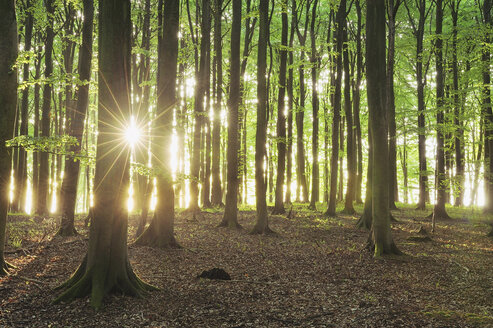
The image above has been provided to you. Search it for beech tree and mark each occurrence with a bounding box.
[252,0,272,234]
[57,0,94,236]
[55,0,155,308]
[135,0,180,248]
[0,0,17,275]
[366,0,400,256]
[220,0,242,228]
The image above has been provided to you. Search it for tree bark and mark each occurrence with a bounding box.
[251,0,272,234]
[211,0,223,206]
[189,0,211,212]
[55,0,156,308]
[57,0,94,237]
[135,0,180,248]
[0,0,17,275]
[37,0,55,216]
[432,0,450,220]
[220,0,242,228]
[342,25,355,214]
[366,0,400,256]
[326,0,345,216]
[13,0,33,213]
[273,0,289,214]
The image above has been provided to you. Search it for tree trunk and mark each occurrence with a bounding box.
[14,0,33,213]
[432,0,450,220]
[285,16,295,205]
[482,0,493,214]
[326,0,345,217]
[251,0,272,234]
[273,0,289,214]
[387,0,401,210]
[55,0,156,308]
[37,0,55,216]
[220,0,242,228]
[0,0,17,275]
[309,0,320,210]
[366,0,400,256]
[135,0,180,248]
[57,0,94,236]
[211,0,223,206]
[189,0,211,212]
[342,26,355,214]
[32,44,41,214]
[353,1,363,205]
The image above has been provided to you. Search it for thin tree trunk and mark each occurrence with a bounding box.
[37,0,55,216]
[326,0,345,216]
[273,0,289,214]
[251,0,272,234]
[57,0,95,236]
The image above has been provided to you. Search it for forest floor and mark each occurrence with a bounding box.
[0,203,492,327]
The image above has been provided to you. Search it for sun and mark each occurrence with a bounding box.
[125,118,142,147]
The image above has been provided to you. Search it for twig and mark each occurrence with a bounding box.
[226,279,278,285]
[451,260,470,274]
[12,275,46,285]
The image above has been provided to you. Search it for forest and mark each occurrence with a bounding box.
[0,0,492,326]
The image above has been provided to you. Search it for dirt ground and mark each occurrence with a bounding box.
[0,203,492,327]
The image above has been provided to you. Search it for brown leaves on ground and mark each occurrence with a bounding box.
[0,205,492,327]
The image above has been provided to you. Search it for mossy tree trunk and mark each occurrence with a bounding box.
[55,0,156,308]
[366,0,400,257]
[0,0,17,275]
[58,0,94,237]
[220,0,242,229]
[135,0,180,248]
[252,0,272,234]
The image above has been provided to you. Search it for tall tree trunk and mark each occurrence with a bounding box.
[57,0,95,236]
[326,0,345,216]
[285,15,295,205]
[450,1,464,207]
[309,0,320,210]
[251,0,272,234]
[135,0,180,248]
[37,0,55,216]
[405,0,431,210]
[55,0,156,308]
[32,44,41,213]
[343,26,355,214]
[482,0,493,214]
[0,0,17,275]
[211,0,223,206]
[387,0,401,209]
[189,0,211,212]
[220,0,242,228]
[14,0,33,213]
[354,1,363,205]
[273,0,289,214]
[366,0,400,256]
[432,0,450,220]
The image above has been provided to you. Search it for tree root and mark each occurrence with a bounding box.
[218,219,242,229]
[271,206,286,215]
[54,255,158,310]
[250,224,275,235]
[0,259,15,276]
[356,213,371,230]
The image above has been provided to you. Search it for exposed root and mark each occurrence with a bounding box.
[341,207,356,216]
[54,255,158,310]
[250,224,275,235]
[356,213,371,230]
[0,259,15,276]
[271,206,286,215]
[56,225,78,237]
[366,238,402,258]
[324,209,337,218]
[218,219,242,229]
